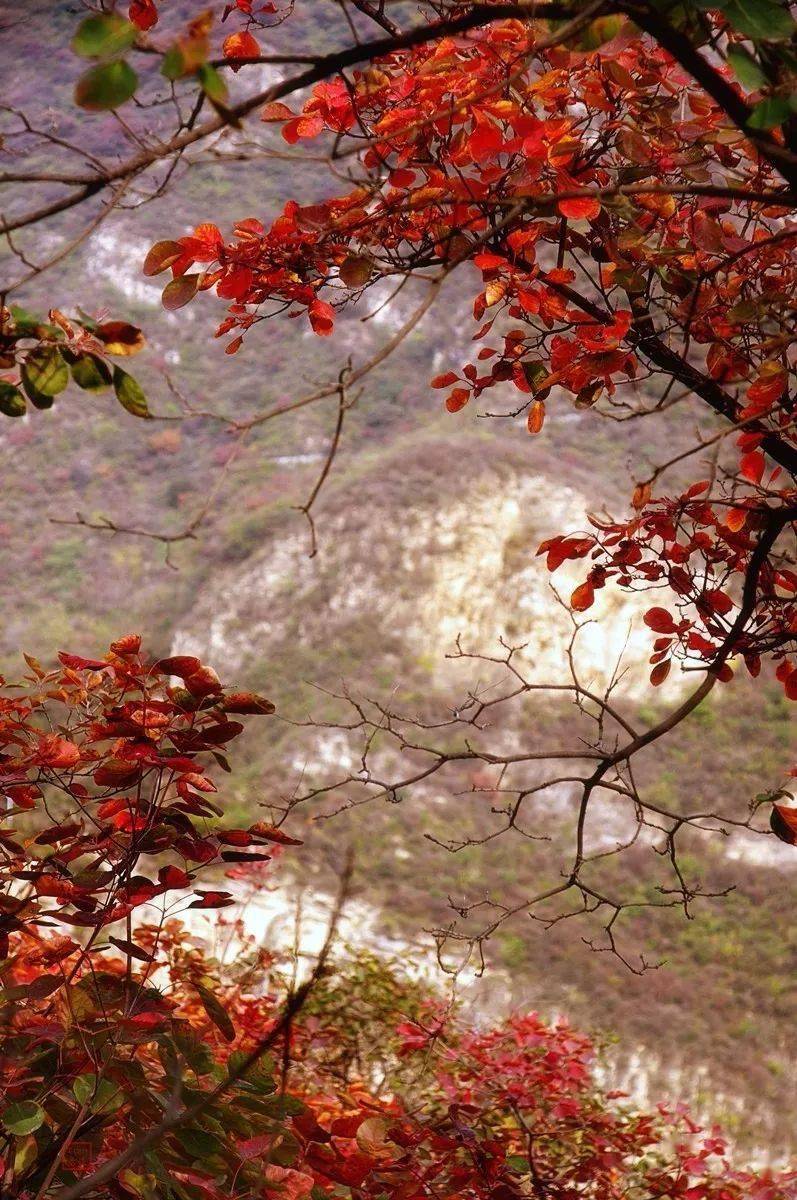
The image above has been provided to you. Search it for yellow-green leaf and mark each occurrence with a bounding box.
[113,367,150,418]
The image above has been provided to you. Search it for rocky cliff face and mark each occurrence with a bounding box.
[174,447,657,698]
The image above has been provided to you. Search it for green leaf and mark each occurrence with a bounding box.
[9,305,43,335]
[578,14,626,49]
[113,367,150,418]
[120,1170,159,1200]
[75,60,138,112]
[22,346,69,397]
[195,983,236,1042]
[727,46,767,89]
[228,1050,276,1093]
[70,353,112,391]
[269,1128,300,1166]
[72,1075,123,1114]
[521,360,551,399]
[13,1135,38,1174]
[72,14,137,59]
[748,95,791,129]
[175,1125,225,1159]
[258,1094,304,1117]
[26,387,55,411]
[0,382,27,418]
[719,0,796,41]
[161,45,187,81]
[197,63,229,105]
[173,1023,215,1076]
[2,1100,45,1136]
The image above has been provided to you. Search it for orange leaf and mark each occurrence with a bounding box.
[222,30,261,60]
[261,101,294,122]
[570,580,595,612]
[309,298,335,335]
[631,481,651,510]
[558,196,600,221]
[526,399,545,434]
[35,735,81,770]
[446,388,469,413]
[739,449,765,486]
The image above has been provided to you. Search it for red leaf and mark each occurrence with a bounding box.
[650,660,671,686]
[238,1134,272,1161]
[221,691,275,714]
[158,865,192,890]
[184,665,223,697]
[129,0,158,30]
[153,655,202,679]
[221,850,273,862]
[108,935,155,962]
[250,823,303,846]
[643,607,677,634]
[785,668,797,701]
[58,651,107,671]
[771,803,797,844]
[175,836,219,863]
[110,633,142,657]
[35,821,81,845]
[94,760,141,788]
[189,891,236,909]
[431,372,459,389]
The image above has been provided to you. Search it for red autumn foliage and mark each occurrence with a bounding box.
[0,645,789,1197]
[135,2,796,703]
[2,641,796,1198]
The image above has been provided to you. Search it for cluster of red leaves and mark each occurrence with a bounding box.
[0,638,282,959]
[150,7,797,694]
[128,1,280,34]
[538,481,797,693]
[144,215,343,347]
[1,642,795,1198]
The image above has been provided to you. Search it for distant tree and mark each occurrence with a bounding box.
[0,643,794,1196]
[2,2,797,950]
